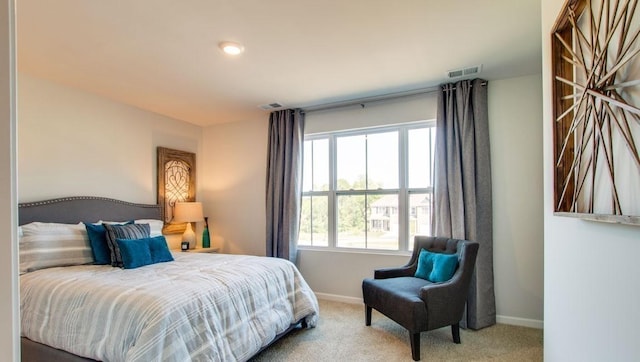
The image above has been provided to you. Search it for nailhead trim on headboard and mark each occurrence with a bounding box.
[19,196,159,209]
[18,196,162,225]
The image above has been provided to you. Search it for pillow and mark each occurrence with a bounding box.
[19,222,93,274]
[147,236,174,263]
[103,223,150,267]
[97,219,163,237]
[84,221,133,265]
[414,249,435,280]
[116,236,174,269]
[415,249,459,283]
[116,238,153,269]
[134,219,164,237]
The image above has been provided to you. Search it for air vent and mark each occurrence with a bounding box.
[446,64,483,79]
[258,102,284,110]
[447,69,464,78]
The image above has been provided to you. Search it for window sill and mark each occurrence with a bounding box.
[297,246,412,257]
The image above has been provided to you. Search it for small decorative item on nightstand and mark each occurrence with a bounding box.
[202,217,211,248]
[181,241,189,251]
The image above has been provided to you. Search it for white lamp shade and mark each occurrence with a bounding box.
[173,202,204,223]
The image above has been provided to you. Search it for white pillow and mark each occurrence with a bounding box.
[134,219,164,237]
[98,219,163,237]
[19,222,93,274]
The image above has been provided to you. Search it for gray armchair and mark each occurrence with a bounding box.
[362,236,479,361]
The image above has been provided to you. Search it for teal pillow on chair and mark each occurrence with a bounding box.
[415,249,435,279]
[415,249,459,283]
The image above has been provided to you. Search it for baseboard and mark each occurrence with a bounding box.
[315,292,544,330]
[315,292,362,305]
[496,315,543,329]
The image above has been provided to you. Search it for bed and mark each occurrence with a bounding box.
[19,196,319,362]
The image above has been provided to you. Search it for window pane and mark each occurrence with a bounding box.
[337,135,366,190]
[313,139,329,191]
[431,128,436,183]
[368,194,399,250]
[367,132,398,189]
[299,196,312,246]
[408,128,433,188]
[337,194,366,248]
[299,195,328,246]
[303,139,329,192]
[302,141,312,192]
[408,192,432,251]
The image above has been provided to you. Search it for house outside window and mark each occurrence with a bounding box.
[299,121,435,252]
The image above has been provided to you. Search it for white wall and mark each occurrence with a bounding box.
[542,1,640,360]
[305,92,437,134]
[18,73,202,204]
[203,76,545,327]
[200,119,269,256]
[18,73,203,249]
[489,74,544,326]
[0,1,19,360]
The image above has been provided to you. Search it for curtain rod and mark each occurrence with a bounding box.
[301,81,487,113]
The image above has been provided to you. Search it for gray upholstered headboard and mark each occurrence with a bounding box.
[18,196,162,225]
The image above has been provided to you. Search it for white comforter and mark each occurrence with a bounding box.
[21,252,319,362]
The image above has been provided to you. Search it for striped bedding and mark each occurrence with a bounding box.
[20,252,319,362]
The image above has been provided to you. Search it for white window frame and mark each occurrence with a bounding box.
[299,120,435,253]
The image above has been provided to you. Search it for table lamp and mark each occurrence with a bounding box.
[173,201,204,249]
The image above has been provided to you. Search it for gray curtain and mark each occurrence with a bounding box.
[266,109,305,262]
[433,78,496,330]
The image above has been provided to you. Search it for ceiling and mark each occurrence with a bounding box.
[17,0,542,126]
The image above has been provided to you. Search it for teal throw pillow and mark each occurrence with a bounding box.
[84,221,133,265]
[429,252,458,282]
[415,249,459,283]
[116,238,153,269]
[147,236,174,263]
[415,249,435,280]
[85,223,113,265]
[104,223,151,267]
[116,236,174,269]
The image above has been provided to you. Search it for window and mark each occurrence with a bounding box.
[299,122,435,251]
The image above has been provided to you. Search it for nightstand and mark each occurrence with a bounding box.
[184,247,219,254]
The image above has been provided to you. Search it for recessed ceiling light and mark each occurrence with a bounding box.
[219,41,244,55]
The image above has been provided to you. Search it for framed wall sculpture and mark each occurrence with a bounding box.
[551,0,640,225]
[157,147,196,234]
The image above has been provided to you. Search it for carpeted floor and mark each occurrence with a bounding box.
[251,299,543,361]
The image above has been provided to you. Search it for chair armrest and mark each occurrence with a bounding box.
[418,274,468,329]
[374,266,414,279]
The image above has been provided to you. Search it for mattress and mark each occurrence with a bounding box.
[21,252,319,362]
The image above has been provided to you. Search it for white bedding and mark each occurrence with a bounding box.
[21,252,319,362]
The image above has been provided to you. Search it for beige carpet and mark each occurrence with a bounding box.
[251,299,542,362]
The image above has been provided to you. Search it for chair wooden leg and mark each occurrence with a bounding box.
[451,323,461,344]
[365,305,372,326]
[410,332,420,361]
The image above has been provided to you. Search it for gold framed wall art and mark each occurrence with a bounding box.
[157,147,196,233]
